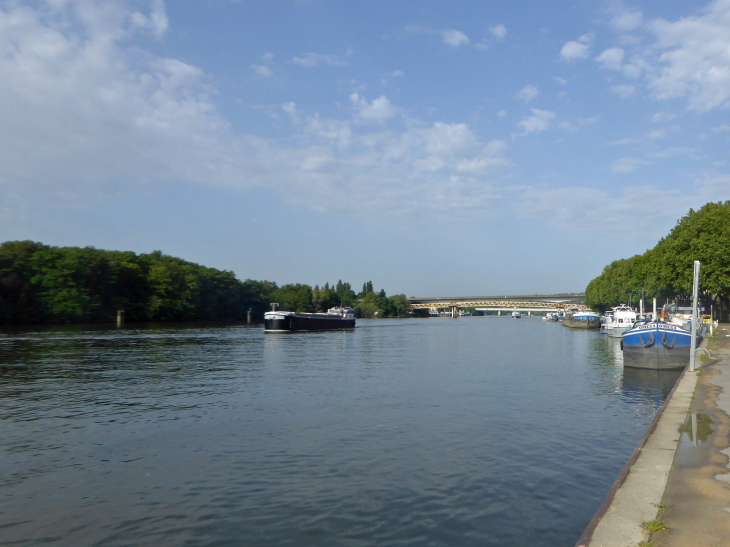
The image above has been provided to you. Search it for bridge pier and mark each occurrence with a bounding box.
[451,306,458,318]
[498,310,501,316]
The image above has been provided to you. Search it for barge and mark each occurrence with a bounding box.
[264,306,356,332]
[562,310,601,329]
[621,320,699,370]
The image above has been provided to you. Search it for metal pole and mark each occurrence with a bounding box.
[690,260,700,372]
[711,305,714,336]
[653,298,657,321]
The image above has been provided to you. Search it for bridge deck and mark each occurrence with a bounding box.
[407,294,586,310]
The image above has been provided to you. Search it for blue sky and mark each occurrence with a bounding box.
[1,0,729,296]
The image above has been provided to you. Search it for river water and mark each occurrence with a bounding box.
[0,317,680,546]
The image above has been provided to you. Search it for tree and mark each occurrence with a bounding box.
[585,202,730,317]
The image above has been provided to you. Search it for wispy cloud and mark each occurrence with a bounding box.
[489,24,507,40]
[515,85,539,102]
[560,33,592,60]
[251,64,273,77]
[442,29,469,48]
[293,51,350,67]
[611,84,635,98]
[612,157,651,173]
[596,47,624,70]
[651,112,676,122]
[644,0,730,111]
[515,109,556,136]
[349,93,397,124]
[609,7,643,32]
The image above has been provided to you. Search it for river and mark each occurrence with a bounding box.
[0,317,680,546]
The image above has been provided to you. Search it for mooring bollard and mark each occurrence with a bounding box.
[247,308,252,323]
[117,310,125,327]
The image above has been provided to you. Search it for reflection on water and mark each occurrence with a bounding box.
[682,412,715,444]
[621,368,682,405]
[0,319,679,546]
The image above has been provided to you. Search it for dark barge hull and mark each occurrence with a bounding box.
[562,316,601,329]
[621,346,689,370]
[265,314,355,332]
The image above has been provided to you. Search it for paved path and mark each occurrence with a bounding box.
[579,326,730,547]
[652,327,730,546]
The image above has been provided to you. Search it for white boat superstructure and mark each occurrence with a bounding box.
[512,310,521,319]
[604,304,638,338]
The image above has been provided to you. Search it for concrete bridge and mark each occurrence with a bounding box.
[407,293,587,317]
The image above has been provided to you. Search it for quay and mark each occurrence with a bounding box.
[577,326,730,546]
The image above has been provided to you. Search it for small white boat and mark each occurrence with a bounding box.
[604,305,638,338]
[511,310,521,319]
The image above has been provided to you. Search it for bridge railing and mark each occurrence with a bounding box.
[409,300,587,310]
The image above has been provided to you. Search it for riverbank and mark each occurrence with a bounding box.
[577,327,730,546]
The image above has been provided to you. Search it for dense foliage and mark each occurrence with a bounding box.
[269,279,410,318]
[585,202,730,317]
[0,242,410,324]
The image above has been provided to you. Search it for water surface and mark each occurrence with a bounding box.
[0,318,679,546]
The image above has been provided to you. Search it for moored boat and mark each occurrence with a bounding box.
[511,310,521,318]
[562,309,601,329]
[264,306,356,332]
[621,320,699,370]
[605,304,638,338]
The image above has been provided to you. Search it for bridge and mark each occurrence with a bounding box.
[407,294,587,316]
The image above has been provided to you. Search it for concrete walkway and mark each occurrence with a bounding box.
[653,327,730,546]
[577,326,730,547]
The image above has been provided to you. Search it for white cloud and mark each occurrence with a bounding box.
[560,41,590,60]
[489,24,507,40]
[554,76,568,85]
[392,70,404,77]
[645,0,730,111]
[559,121,579,132]
[596,47,625,70]
[611,9,643,32]
[515,85,539,102]
[511,184,692,239]
[130,0,168,39]
[712,124,730,132]
[262,52,274,61]
[515,109,556,136]
[442,29,469,48]
[496,110,506,118]
[251,64,272,77]
[473,42,489,50]
[293,52,349,67]
[611,84,636,98]
[282,102,297,116]
[607,127,678,145]
[612,158,650,173]
[349,93,397,124]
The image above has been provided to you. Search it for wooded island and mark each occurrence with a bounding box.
[0,241,409,325]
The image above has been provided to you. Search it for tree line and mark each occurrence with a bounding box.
[585,201,730,318]
[0,241,409,324]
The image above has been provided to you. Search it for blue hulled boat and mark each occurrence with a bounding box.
[621,320,700,370]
